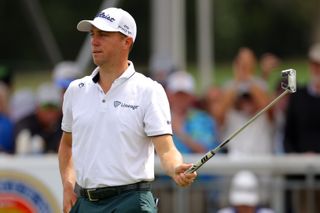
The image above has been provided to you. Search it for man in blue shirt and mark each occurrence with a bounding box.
[0,83,14,154]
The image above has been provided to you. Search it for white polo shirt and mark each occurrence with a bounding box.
[61,62,172,188]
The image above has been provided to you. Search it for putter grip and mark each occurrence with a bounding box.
[185,151,216,174]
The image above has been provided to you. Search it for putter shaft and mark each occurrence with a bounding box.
[185,89,290,174]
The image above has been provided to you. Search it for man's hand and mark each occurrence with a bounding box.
[173,163,197,187]
[62,184,77,213]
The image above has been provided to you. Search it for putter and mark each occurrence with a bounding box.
[185,69,296,174]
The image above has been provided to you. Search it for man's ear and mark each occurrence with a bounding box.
[125,37,134,51]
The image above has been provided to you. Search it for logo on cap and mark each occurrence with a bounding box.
[96,12,115,22]
[118,24,132,36]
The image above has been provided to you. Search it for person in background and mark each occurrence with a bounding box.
[201,85,225,139]
[284,43,320,155]
[217,47,273,158]
[215,47,274,206]
[0,82,14,154]
[283,43,320,213]
[14,82,62,154]
[167,70,220,154]
[217,170,275,213]
[10,89,36,124]
[53,61,81,95]
[165,70,220,212]
[0,65,13,92]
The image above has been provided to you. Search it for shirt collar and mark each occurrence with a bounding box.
[91,61,135,83]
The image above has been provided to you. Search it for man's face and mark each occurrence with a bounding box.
[90,27,129,66]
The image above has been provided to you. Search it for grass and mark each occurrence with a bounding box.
[13,70,53,92]
[12,58,310,94]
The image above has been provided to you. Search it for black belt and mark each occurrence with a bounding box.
[78,181,151,202]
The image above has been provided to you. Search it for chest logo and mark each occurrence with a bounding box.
[114,101,139,110]
[114,101,121,108]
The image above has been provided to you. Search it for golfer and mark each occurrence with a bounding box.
[58,7,197,213]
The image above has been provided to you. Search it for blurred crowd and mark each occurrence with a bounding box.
[1,43,320,212]
[0,61,81,155]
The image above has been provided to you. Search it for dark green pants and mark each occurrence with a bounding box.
[70,190,157,213]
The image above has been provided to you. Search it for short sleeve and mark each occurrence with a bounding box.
[61,84,73,132]
[143,82,172,136]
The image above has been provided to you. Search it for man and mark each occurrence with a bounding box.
[218,47,273,157]
[217,170,275,213]
[167,70,219,154]
[15,82,62,154]
[216,48,273,205]
[155,71,219,212]
[0,82,14,154]
[284,43,320,153]
[58,7,197,213]
[283,43,320,213]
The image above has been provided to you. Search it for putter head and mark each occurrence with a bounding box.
[281,69,296,93]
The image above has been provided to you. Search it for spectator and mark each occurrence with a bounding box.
[217,170,275,213]
[202,85,225,137]
[283,43,320,213]
[167,70,220,153]
[217,47,273,157]
[52,61,81,95]
[0,82,14,154]
[15,82,62,154]
[9,89,36,123]
[215,47,274,205]
[0,65,13,91]
[165,70,220,212]
[284,43,320,153]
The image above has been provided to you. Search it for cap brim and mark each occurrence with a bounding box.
[77,19,118,32]
[77,20,94,32]
[230,192,258,206]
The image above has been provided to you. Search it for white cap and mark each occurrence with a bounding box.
[229,170,259,206]
[53,61,80,89]
[10,89,36,122]
[36,83,61,107]
[77,7,137,42]
[166,71,195,94]
[309,43,320,63]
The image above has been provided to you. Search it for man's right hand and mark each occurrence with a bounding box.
[63,185,77,213]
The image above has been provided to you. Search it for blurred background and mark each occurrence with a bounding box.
[1,0,319,89]
[1,0,320,213]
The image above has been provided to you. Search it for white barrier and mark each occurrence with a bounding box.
[1,154,320,212]
[155,154,320,175]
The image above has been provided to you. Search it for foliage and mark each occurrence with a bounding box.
[0,0,318,70]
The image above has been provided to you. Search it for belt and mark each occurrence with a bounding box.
[79,181,151,202]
